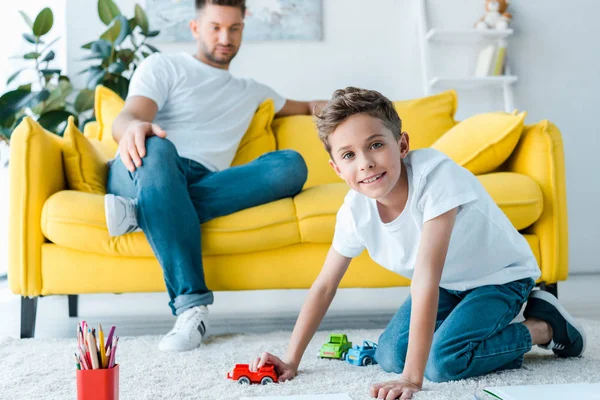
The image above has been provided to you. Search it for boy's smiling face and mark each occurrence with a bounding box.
[328,113,409,200]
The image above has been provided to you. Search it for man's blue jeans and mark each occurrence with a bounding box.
[106,137,308,316]
[375,277,536,382]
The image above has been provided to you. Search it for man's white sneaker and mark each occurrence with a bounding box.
[159,305,209,352]
[104,194,141,237]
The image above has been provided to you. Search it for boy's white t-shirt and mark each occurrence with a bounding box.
[332,148,541,291]
[126,52,286,171]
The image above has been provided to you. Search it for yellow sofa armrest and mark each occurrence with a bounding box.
[504,120,568,284]
[9,117,66,296]
[83,121,100,139]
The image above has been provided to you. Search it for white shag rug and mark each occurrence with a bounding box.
[1,321,599,400]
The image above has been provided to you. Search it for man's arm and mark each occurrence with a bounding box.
[402,207,457,386]
[112,96,167,172]
[112,96,159,143]
[275,99,328,118]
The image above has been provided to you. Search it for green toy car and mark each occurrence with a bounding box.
[319,333,353,360]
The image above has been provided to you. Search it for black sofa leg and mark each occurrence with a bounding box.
[20,297,38,339]
[538,282,558,298]
[68,295,78,318]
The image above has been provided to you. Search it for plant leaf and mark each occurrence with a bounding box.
[117,49,135,64]
[40,69,61,76]
[24,52,41,60]
[74,89,95,113]
[42,50,55,62]
[0,89,50,121]
[19,11,33,29]
[91,39,112,58]
[101,16,129,45]
[87,69,107,90]
[145,43,160,53]
[18,84,32,92]
[128,18,137,32]
[81,41,94,50]
[134,4,149,34]
[98,0,122,25]
[108,61,126,74]
[33,7,53,37]
[105,76,129,99]
[7,69,25,86]
[141,30,160,38]
[37,110,75,136]
[22,33,39,44]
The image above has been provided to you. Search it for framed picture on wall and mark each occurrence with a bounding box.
[145,0,323,43]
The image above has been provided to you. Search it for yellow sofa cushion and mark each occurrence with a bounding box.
[273,115,342,189]
[273,90,458,189]
[94,85,122,153]
[41,191,299,257]
[62,117,112,194]
[431,111,526,175]
[294,172,543,244]
[230,99,276,166]
[393,90,458,149]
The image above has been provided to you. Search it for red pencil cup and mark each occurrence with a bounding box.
[76,364,119,400]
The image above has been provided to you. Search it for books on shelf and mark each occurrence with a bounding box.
[474,40,507,77]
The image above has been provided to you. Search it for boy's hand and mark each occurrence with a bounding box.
[370,376,422,399]
[249,352,298,382]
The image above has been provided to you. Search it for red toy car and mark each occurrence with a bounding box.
[226,363,278,385]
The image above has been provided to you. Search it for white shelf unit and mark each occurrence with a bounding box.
[425,28,514,43]
[418,0,516,112]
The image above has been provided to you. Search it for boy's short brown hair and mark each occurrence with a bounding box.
[195,0,246,15]
[315,87,402,157]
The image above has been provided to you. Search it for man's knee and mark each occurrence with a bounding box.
[274,150,308,195]
[375,334,406,374]
[143,136,178,164]
[133,137,180,187]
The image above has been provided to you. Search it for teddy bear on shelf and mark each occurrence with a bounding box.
[475,0,512,30]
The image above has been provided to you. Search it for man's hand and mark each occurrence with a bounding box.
[370,376,422,400]
[249,352,298,382]
[120,121,167,172]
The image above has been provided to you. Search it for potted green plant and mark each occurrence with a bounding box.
[80,0,161,100]
[0,7,94,142]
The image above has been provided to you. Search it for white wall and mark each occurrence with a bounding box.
[5,0,600,274]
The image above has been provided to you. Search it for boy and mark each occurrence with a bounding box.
[251,88,585,399]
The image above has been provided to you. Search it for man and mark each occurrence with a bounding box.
[104,0,327,352]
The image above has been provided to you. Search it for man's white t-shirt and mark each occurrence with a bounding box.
[332,148,541,291]
[126,52,286,171]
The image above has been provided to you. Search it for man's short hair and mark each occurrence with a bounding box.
[315,87,402,157]
[195,0,246,16]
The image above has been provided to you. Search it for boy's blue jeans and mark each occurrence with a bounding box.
[106,137,308,316]
[375,277,536,383]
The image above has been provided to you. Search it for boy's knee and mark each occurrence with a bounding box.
[375,337,405,374]
[424,352,465,383]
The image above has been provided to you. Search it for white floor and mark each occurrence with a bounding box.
[1,273,599,339]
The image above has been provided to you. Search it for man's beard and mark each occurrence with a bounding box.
[201,42,238,66]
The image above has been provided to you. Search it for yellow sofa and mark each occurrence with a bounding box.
[9,88,568,338]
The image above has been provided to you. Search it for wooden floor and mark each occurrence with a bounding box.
[1,273,599,339]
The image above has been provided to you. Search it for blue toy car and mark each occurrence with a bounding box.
[346,340,378,366]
